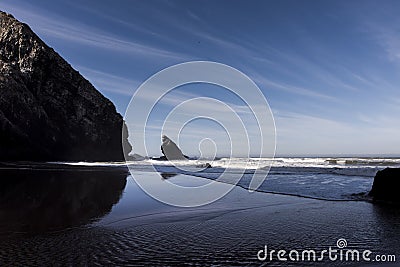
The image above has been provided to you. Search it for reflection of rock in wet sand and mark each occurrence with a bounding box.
[0,167,127,234]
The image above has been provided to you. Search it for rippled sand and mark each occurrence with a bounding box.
[0,169,399,266]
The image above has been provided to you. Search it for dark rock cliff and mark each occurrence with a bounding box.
[0,11,131,161]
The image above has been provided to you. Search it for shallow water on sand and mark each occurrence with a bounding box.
[0,165,399,266]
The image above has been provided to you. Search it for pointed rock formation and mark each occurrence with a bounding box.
[161,135,187,160]
[0,11,131,161]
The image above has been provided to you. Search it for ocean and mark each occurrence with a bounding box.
[64,157,400,201]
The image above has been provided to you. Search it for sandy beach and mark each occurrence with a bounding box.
[1,167,399,266]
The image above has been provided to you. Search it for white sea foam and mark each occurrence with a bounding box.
[54,157,400,171]
[55,161,128,167]
[132,157,400,170]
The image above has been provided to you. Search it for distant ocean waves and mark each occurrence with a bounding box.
[131,157,400,170]
[56,157,400,201]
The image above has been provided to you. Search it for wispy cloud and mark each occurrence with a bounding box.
[252,73,338,101]
[76,66,139,96]
[274,110,400,155]
[0,2,189,60]
[368,24,400,62]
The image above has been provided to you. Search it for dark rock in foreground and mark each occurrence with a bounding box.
[0,11,131,161]
[196,162,212,169]
[369,168,400,203]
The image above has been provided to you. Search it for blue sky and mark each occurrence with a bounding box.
[1,0,400,156]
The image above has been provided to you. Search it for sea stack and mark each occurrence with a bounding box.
[161,135,187,160]
[369,168,400,203]
[0,11,131,161]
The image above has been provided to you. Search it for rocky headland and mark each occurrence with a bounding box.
[0,11,131,161]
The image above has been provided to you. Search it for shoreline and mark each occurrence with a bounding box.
[0,161,375,203]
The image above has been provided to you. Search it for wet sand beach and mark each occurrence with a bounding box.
[0,166,399,266]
